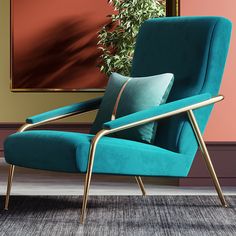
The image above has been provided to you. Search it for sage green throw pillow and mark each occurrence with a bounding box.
[90,72,174,144]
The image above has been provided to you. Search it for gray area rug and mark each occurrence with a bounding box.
[0,196,235,236]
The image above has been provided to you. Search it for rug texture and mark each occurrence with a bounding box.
[0,196,235,236]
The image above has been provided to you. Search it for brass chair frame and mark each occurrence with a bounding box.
[4,95,227,224]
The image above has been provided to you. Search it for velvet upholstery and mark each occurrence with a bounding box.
[4,17,232,177]
[131,16,232,160]
[103,93,211,130]
[91,72,174,143]
[4,130,190,176]
[26,97,102,124]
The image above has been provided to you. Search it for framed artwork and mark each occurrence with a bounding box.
[11,0,180,92]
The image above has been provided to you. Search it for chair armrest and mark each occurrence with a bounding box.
[26,97,103,124]
[103,93,223,132]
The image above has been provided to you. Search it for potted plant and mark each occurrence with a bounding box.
[98,0,165,77]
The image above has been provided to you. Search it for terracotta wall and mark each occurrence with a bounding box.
[181,0,236,141]
[0,0,102,123]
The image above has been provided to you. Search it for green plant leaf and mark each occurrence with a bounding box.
[98,0,165,77]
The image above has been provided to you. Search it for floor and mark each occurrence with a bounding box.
[0,159,236,196]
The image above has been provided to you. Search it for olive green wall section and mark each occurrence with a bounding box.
[0,0,101,123]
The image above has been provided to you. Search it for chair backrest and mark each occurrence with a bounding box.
[131,17,232,160]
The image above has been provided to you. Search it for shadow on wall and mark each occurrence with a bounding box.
[13,17,107,89]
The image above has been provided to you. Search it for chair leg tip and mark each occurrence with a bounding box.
[4,207,8,211]
[80,211,86,224]
[80,218,85,224]
[224,204,228,208]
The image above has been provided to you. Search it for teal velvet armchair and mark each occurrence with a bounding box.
[4,16,232,223]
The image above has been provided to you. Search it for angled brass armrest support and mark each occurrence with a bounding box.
[18,109,91,131]
[187,110,227,208]
[26,96,103,125]
[80,95,226,223]
[17,96,103,131]
[103,95,223,133]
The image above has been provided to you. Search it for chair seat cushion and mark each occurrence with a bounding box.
[4,130,191,176]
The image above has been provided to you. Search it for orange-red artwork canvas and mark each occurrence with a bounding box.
[11,0,113,91]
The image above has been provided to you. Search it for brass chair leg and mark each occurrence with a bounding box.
[135,176,146,196]
[80,130,108,224]
[80,158,94,224]
[4,124,30,210]
[4,165,15,210]
[187,110,227,207]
